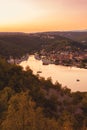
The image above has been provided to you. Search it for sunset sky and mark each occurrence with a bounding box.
[0,0,87,32]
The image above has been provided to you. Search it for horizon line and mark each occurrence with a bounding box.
[0,29,87,34]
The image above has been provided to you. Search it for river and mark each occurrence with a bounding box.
[20,55,87,92]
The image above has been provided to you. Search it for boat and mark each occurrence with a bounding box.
[34,53,41,60]
[76,79,80,82]
[37,71,42,73]
[42,58,50,65]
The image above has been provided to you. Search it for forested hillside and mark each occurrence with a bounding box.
[0,33,86,59]
[56,31,87,43]
[0,57,87,130]
[0,33,43,58]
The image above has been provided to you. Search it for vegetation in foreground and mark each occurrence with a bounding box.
[0,57,87,130]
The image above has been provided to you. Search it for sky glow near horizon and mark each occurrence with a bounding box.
[0,0,87,32]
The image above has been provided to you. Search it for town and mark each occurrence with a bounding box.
[34,48,87,68]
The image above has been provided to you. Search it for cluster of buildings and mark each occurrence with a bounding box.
[35,49,87,68]
[7,54,29,64]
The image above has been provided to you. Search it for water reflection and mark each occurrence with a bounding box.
[20,55,87,92]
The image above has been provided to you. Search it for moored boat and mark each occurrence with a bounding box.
[76,79,80,82]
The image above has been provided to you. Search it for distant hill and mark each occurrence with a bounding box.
[42,31,87,43]
[0,32,86,59]
[37,32,86,52]
[57,31,87,43]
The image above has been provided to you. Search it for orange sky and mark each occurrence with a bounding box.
[0,0,87,32]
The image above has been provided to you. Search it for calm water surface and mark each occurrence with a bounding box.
[20,55,87,92]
